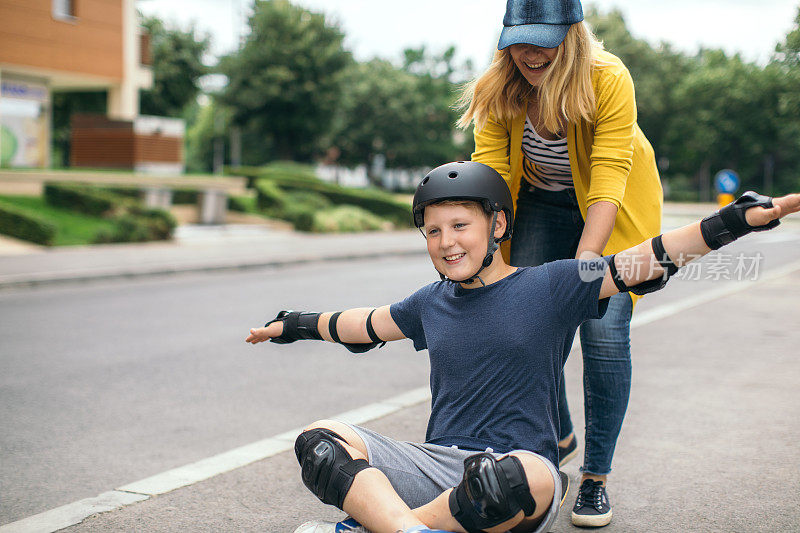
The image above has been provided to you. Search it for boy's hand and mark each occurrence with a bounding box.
[245,321,284,344]
[746,193,800,227]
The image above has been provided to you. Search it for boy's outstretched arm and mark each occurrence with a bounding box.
[598,192,800,299]
[245,305,406,348]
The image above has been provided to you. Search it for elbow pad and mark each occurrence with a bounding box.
[328,309,386,354]
[700,191,780,250]
[608,235,680,296]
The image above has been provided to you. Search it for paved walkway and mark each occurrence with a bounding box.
[0,202,773,289]
[0,226,426,288]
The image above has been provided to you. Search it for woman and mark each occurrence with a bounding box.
[458,0,662,527]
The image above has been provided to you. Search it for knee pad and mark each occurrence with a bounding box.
[449,453,537,533]
[294,428,371,508]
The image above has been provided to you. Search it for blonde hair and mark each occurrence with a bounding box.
[457,22,606,134]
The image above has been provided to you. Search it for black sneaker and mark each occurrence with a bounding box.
[558,434,578,467]
[571,479,612,527]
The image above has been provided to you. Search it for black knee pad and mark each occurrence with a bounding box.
[294,428,371,508]
[449,453,537,533]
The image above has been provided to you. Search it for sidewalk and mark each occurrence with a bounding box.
[1,202,798,289]
[0,226,426,288]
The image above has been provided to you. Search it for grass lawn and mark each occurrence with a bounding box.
[0,194,117,246]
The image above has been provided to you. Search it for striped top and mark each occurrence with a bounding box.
[521,117,573,191]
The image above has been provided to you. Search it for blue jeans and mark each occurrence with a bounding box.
[510,185,632,475]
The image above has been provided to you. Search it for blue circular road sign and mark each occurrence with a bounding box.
[714,169,740,194]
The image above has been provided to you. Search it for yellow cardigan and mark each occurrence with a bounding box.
[472,50,663,268]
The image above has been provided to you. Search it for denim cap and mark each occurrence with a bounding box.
[498,0,584,50]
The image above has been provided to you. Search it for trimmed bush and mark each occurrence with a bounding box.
[283,191,332,211]
[0,200,56,245]
[98,186,141,199]
[266,174,407,224]
[260,175,411,227]
[44,182,175,243]
[93,215,150,243]
[255,180,286,211]
[92,211,175,243]
[228,195,254,212]
[312,205,388,233]
[232,163,411,226]
[44,182,124,216]
[281,203,316,232]
[228,162,318,188]
[129,207,177,240]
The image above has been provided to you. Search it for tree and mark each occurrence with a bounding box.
[139,17,209,118]
[327,46,472,176]
[218,0,351,163]
[587,6,800,198]
[767,6,800,193]
[586,8,693,169]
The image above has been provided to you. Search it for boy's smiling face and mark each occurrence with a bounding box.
[422,201,506,282]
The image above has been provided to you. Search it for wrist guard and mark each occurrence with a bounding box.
[700,191,780,250]
[265,310,322,344]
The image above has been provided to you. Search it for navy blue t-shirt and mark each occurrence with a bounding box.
[390,259,609,467]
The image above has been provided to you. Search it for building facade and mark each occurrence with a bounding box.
[0,0,182,172]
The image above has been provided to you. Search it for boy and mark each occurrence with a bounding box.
[246,161,799,533]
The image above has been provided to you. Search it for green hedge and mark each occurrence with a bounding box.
[44,182,124,216]
[228,162,318,188]
[255,180,286,211]
[239,162,413,229]
[0,200,56,245]
[98,186,141,200]
[92,211,175,243]
[43,182,175,244]
[312,205,388,233]
[228,195,254,213]
[254,181,333,231]
[128,206,177,239]
[253,175,411,227]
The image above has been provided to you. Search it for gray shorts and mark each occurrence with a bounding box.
[343,423,561,533]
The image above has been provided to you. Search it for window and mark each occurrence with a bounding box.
[52,0,77,22]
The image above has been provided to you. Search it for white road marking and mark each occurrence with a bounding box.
[0,387,431,533]
[0,492,147,533]
[631,257,800,328]
[4,258,800,532]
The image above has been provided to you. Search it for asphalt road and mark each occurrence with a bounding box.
[0,256,435,524]
[2,225,800,529]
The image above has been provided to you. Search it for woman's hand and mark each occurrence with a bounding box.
[245,322,283,344]
[746,193,800,227]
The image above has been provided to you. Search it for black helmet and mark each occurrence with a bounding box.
[412,161,514,242]
[412,161,514,285]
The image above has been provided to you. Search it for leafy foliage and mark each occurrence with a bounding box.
[326,47,471,173]
[139,17,210,118]
[587,6,800,197]
[218,0,352,162]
